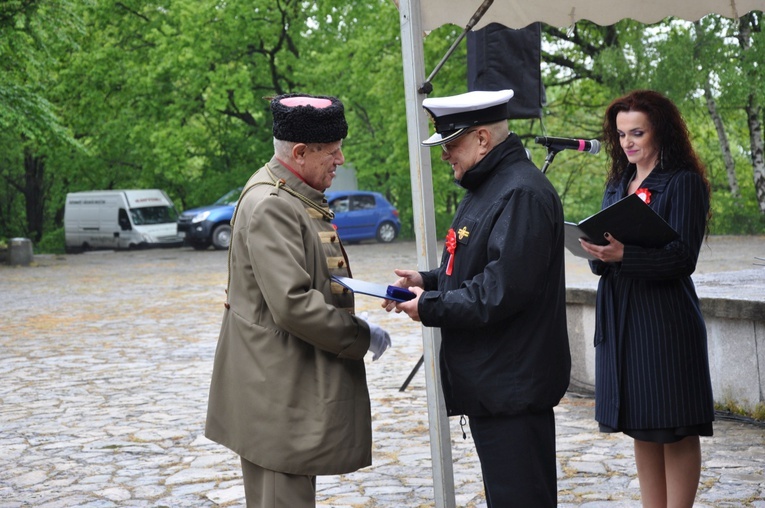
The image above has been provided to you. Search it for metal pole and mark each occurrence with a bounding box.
[398,355,424,392]
[398,0,456,507]
[419,0,495,93]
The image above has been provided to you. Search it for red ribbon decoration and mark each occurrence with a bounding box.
[636,187,652,204]
[445,228,456,276]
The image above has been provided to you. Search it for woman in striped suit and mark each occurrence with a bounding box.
[579,90,714,508]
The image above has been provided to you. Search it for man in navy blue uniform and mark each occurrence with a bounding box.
[385,90,571,507]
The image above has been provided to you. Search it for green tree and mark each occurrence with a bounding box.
[2,3,763,250]
[0,0,83,242]
[536,14,765,231]
[289,1,469,238]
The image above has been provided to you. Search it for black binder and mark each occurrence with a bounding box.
[565,193,679,260]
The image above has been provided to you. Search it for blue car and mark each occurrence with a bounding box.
[177,188,241,250]
[326,190,401,243]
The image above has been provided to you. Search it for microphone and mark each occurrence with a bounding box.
[535,136,601,155]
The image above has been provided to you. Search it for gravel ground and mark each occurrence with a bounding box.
[0,235,763,507]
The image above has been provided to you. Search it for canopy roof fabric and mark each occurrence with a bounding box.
[420,0,765,31]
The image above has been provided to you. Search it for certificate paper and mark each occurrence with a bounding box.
[331,275,416,302]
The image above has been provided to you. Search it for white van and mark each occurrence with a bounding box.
[64,189,183,253]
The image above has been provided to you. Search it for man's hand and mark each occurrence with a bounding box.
[382,269,424,312]
[394,287,423,322]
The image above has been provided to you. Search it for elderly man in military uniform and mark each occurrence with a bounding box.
[206,93,391,508]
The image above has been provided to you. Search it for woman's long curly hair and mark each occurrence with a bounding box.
[602,90,710,202]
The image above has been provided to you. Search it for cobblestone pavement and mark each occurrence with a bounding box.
[1,236,763,507]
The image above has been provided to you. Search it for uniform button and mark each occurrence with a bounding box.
[338,260,344,268]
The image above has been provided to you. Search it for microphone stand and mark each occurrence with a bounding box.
[541,148,561,174]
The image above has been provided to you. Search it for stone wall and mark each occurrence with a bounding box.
[565,268,765,411]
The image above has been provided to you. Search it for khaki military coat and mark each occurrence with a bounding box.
[205,157,372,475]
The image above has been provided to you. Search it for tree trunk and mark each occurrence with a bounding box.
[738,15,765,215]
[745,97,765,214]
[694,21,739,198]
[23,147,47,243]
[703,81,740,198]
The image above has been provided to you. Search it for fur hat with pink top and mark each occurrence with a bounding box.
[270,93,348,144]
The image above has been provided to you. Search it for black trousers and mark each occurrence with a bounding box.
[468,408,557,508]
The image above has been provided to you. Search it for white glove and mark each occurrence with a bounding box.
[368,322,391,361]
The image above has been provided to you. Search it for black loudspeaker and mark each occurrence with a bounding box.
[467,22,545,119]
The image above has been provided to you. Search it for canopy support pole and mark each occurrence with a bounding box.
[398,1,456,507]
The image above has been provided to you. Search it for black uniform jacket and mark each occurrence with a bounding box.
[419,134,571,417]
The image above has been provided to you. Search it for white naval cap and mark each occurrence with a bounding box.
[421,89,515,146]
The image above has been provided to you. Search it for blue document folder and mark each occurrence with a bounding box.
[331,275,416,302]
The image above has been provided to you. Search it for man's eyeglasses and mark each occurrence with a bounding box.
[441,129,477,153]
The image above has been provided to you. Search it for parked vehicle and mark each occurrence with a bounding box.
[64,189,183,253]
[177,188,241,250]
[326,190,400,243]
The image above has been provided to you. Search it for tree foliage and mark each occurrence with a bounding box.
[0,1,763,251]
[535,14,765,232]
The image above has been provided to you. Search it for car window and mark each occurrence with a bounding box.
[350,195,376,211]
[215,188,243,206]
[329,197,350,213]
[130,206,178,225]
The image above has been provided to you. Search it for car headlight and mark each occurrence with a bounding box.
[191,211,211,223]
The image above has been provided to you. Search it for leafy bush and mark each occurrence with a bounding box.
[36,228,66,255]
[709,194,765,235]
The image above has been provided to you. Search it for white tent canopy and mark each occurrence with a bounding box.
[419,0,764,30]
[397,1,765,507]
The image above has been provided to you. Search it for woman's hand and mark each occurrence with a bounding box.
[579,232,625,263]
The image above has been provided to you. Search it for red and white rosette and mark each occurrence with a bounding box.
[445,228,456,276]
[636,187,652,204]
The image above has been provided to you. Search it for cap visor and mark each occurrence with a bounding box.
[421,127,467,147]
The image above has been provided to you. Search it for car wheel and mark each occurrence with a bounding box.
[211,224,232,250]
[375,221,397,243]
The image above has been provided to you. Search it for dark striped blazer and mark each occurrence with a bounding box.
[589,166,715,430]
